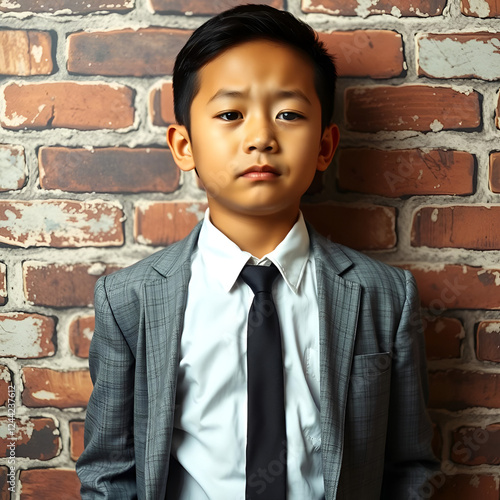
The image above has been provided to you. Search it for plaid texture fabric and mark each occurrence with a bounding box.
[77,221,438,500]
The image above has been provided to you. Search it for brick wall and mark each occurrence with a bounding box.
[0,0,499,498]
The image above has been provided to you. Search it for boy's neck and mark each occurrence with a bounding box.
[208,206,300,259]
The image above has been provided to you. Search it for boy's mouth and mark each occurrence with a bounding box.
[240,165,281,179]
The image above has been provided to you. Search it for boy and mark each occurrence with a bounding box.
[77,5,437,499]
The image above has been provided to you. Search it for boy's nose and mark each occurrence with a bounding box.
[243,120,278,154]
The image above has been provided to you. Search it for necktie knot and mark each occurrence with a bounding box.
[240,263,280,295]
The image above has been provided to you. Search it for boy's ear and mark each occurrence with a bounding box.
[316,124,340,172]
[166,124,196,172]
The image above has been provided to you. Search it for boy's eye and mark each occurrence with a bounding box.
[277,111,303,121]
[218,111,242,121]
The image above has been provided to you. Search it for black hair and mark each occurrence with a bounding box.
[172,4,337,134]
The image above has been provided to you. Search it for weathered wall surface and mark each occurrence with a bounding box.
[0,0,499,498]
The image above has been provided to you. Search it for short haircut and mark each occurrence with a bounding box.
[172,4,337,134]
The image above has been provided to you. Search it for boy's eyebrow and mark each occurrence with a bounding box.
[207,89,312,105]
[208,89,245,103]
[277,90,312,105]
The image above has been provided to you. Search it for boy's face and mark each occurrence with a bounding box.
[168,39,339,223]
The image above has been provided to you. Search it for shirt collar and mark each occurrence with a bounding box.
[197,209,310,294]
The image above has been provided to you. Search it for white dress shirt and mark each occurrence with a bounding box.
[169,209,324,499]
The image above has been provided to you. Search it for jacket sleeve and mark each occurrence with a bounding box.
[76,276,138,499]
[380,272,440,499]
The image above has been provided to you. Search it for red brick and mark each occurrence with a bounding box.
[490,152,500,192]
[477,321,500,362]
[68,28,190,77]
[150,0,283,14]
[150,82,175,126]
[0,200,123,248]
[418,33,500,81]
[69,420,85,461]
[134,201,207,246]
[429,370,500,410]
[22,367,92,409]
[0,0,132,13]
[1,82,134,130]
[412,206,500,250]
[301,203,396,250]
[0,263,5,306]
[424,316,463,360]
[69,314,94,358]
[302,0,446,16]
[318,30,403,79]
[23,262,120,308]
[430,474,499,500]
[19,469,80,500]
[39,147,180,193]
[0,466,8,500]
[404,264,500,310]
[461,0,500,17]
[497,96,500,130]
[0,366,11,406]
[338,149,474,197]
[0,145,25,192]
[0,30,52,76]
[451,424,500,465]
[0,417,60,460]
[345,85,481,132]
[0,313,55,358]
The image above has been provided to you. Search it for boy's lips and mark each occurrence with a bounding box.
[240,165,281,179]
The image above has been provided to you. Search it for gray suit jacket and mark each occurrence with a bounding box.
[77,222,437,499]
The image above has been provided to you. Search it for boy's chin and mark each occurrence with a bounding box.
[208,201,301,220]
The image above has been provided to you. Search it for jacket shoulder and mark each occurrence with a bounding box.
[310,227,410,293]
[339,244,408,285]
[98,222,201,304]
[316,237,415,319]
[104,246,174,290]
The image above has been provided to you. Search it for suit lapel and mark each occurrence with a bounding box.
[310,228,361,500]
[143,223,202,499]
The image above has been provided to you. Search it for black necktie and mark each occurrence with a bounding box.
[240,263,287,500]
